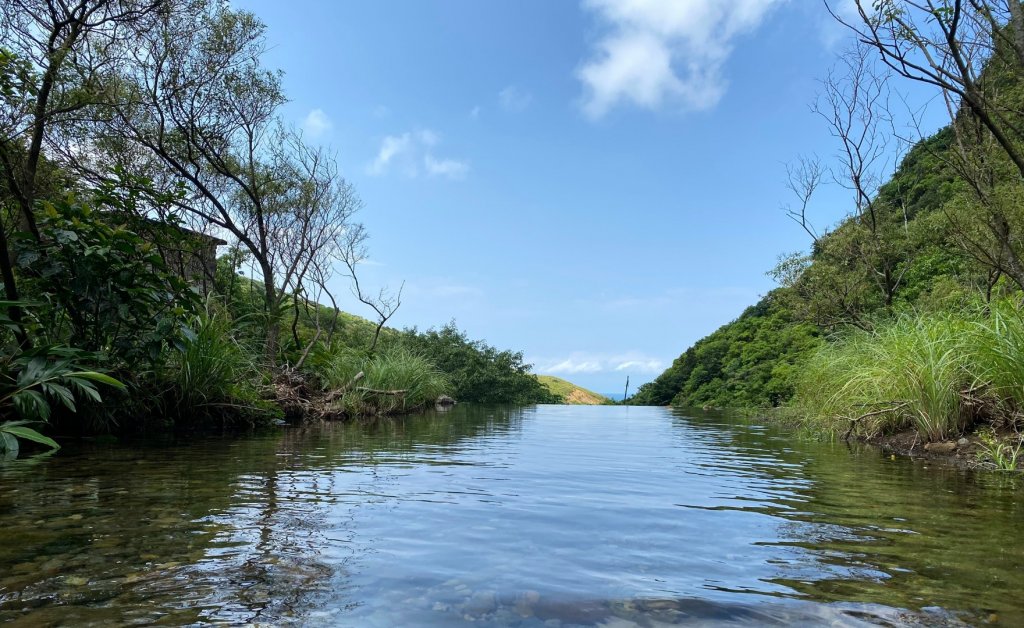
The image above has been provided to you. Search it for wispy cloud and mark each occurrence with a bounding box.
[577,0,786,119]
[367,129,469,180]
[614,359,664,372]
[424,155,469,179]
[499,85,533,112]
[302,108,333,138]
[533,351,666,376]
[470,105,482,120]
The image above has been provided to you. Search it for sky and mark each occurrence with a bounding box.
[234,0,943,395]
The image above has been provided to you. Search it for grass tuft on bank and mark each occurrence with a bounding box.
[792,302,1024,444]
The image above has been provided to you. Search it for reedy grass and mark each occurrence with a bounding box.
[973,300,1024,414]
[976,427,1023,471]
[358,347,450,415]
[164,306,268,424]
[793,312,974,441]
[313,346,450,417]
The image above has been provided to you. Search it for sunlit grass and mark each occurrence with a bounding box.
[313,346,450,416]
[973,300,1024,413]
[793,312,974,441]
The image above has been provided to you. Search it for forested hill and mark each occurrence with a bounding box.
[631,296,820,407]
[629,121,986,408]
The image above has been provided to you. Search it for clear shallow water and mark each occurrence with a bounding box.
[0,405,1022,627]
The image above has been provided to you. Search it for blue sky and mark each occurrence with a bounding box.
[235,0,941,394]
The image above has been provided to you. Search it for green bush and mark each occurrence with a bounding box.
[398,323,558,404]
[20,195,199,370]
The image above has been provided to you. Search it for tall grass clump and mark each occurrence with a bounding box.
[314,346,368,392]
[355,347,450,416]
[973,300,1024,414]
[161,307,269,425]
[313,346,449,417]
[794,312,974,441]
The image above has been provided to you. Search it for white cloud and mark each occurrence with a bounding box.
[534,351,665,375]
[499,85,533,112]
[368,133,414,175]
[470,105,482,119]
[614,359,664,372]
[424,155,469,180]
[302,108,333,138]
[368,129,468,180]
[417,129,440,146]
[577,0,786,118]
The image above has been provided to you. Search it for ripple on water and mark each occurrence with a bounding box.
[0,404,1020,626]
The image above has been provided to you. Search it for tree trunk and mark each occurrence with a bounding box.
[262,265,280,367]
[0,218,29,348]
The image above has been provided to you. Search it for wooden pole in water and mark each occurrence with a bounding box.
[623,376,629,405]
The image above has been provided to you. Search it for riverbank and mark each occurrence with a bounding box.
[866,426,1022,471]
[727,406,1022,472]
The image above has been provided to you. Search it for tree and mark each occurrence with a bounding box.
[816,40,912,310]
[832,0,1024,289]
[833,1,1024,178]
[0,0,162,344]
[92,1,363,365]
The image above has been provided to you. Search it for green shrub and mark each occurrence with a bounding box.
[21,195,199,370]
[397,323,557,404]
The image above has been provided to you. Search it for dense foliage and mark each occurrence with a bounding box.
[0,0,554,454]
[631,295,820,408]
[633,129,1008,411]
[398,323,560,405]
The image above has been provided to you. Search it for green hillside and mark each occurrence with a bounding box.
[632,42,1024,428]
[632,127,974,408]
[537,375,610,405]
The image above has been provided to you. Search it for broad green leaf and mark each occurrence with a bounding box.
[66,371,126,389]
[41,383,76,411]
[1,426,59,450]
[13,389,50,422]
[0,432,18,454]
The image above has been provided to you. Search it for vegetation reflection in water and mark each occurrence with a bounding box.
[0,405,1021,626]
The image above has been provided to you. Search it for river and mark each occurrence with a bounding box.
[0,405,1021,626]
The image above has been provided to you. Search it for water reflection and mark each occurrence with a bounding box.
[668,408,1023,625]
[0,405,1020,626]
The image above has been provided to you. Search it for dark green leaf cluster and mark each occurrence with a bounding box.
[19,195,200,370]
[398,322,560,405]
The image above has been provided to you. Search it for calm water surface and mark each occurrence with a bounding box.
[1,405,1022,626]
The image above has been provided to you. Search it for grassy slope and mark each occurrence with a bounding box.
[536,375,610,405]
